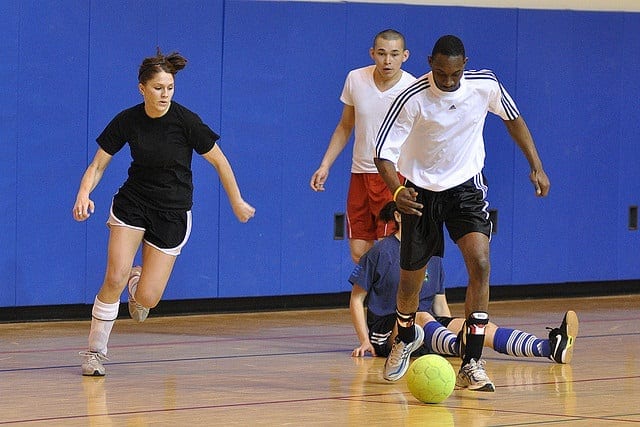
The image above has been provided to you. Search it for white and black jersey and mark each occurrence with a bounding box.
[375,70,519,191]
[97,102,219,211]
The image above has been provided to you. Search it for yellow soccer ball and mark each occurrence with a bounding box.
[406,354,456,404]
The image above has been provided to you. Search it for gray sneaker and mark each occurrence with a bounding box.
[383,326,425,381]
[456,358,495,392]
[80,351,108,376]
[127,266,149,323]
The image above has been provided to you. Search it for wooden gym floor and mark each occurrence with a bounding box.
[0,294,639,426]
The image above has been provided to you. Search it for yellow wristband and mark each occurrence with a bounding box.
[393,185,406,202]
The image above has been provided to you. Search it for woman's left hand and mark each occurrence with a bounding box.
[233,200,256,223]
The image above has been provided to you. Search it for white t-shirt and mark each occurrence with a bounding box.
[340,65,416,173]
[375,69,520,191]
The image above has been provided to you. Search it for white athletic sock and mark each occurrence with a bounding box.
[88,296,119,355]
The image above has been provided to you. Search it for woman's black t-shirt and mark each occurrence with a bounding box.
[97,102,219,210]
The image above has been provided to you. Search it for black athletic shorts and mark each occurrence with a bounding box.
[434,316,454,327]
[400,173,492,271]
[108,191,192,255]
[367,312,396,357]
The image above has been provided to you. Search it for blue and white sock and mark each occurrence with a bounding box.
[423,321,458,356]
[493,327,549,358]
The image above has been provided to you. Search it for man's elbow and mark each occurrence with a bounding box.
[374,157,388,166]
[374,157,394,170]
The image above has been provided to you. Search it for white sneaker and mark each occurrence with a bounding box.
[80,351,108,376]
[127,266,149,323]
[456,358,495,392]
[383,326,425,381]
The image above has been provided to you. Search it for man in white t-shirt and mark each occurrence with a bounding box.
[374,34,550,391]
[310,29,416,264]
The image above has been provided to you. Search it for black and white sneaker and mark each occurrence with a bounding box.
[547,310,579,364]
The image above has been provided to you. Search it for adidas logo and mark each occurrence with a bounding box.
[449,105,457,110]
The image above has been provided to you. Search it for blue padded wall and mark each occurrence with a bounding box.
[515,10,625,285]
[219,0,350,297]
[1,1,639,308]
[511,9,573,285]
[0,1,19,307]
[15,1,90,305]
[555,12,621,283]
[218,0,289,297]
[618,12,640,279]
[275,3,353,296]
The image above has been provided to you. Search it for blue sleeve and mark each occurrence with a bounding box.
[432,256,445,295]
[348,247,381,292]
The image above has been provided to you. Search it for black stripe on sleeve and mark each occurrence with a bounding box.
[374,77,430,158]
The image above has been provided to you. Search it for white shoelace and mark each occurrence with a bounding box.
[466,359,490,381]
[79,351,109,362]
[388,340,411,365]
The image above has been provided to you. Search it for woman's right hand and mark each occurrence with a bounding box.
[351,341,376,357]
[72,195,95,221]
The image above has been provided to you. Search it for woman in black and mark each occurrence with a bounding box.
[73,49,255,376]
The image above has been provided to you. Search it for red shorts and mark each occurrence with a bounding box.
[346,173,402,240]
